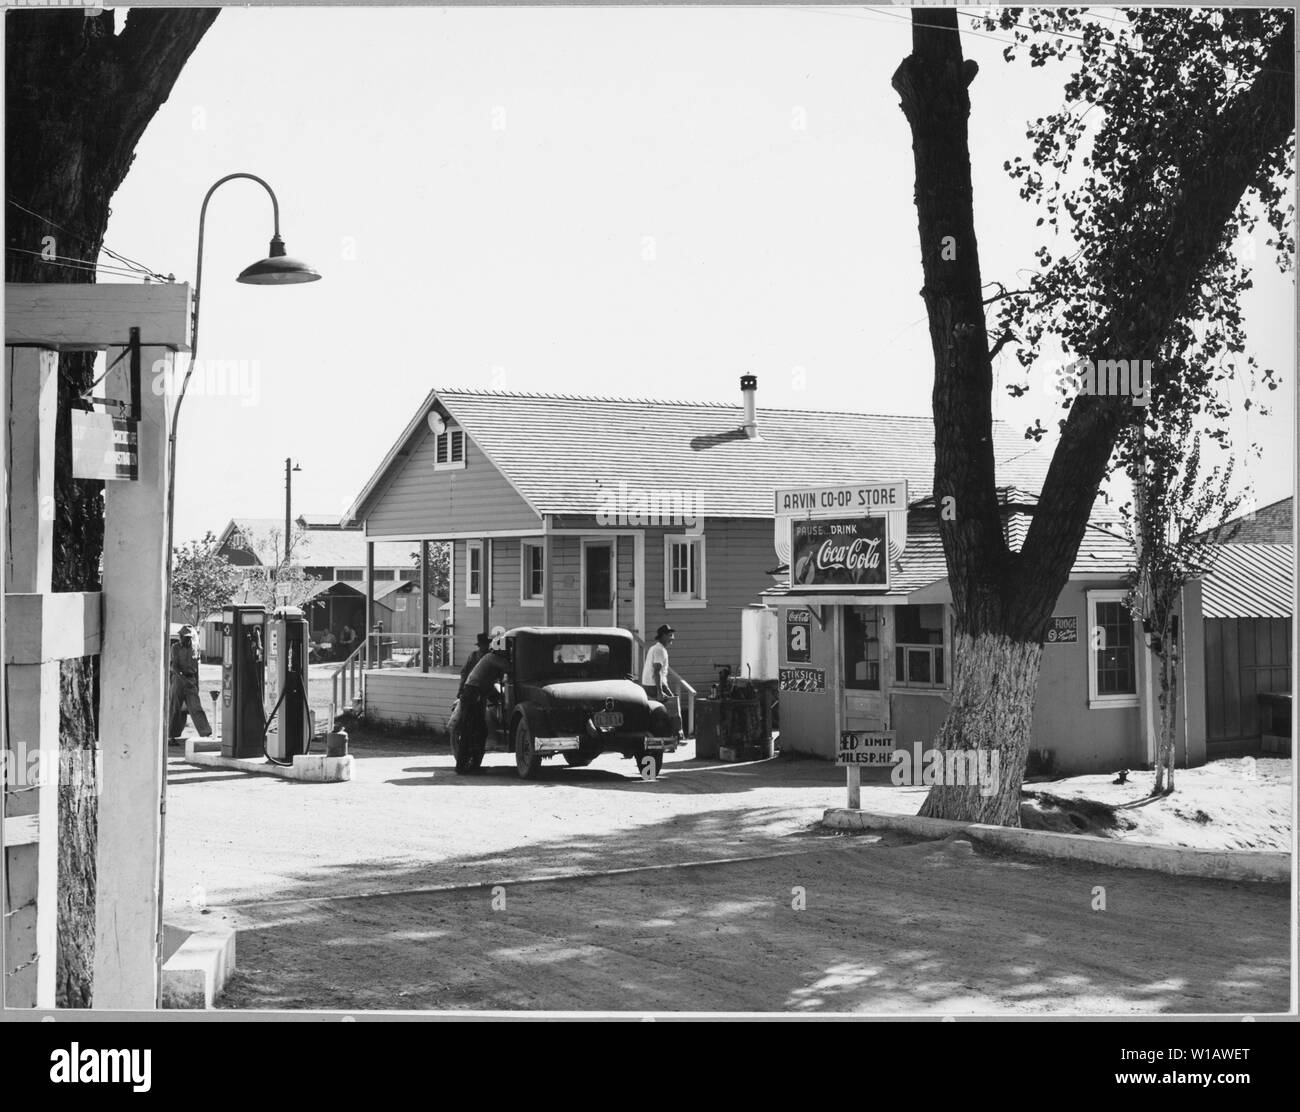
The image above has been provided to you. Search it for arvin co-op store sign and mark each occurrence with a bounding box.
[774,481,907,592]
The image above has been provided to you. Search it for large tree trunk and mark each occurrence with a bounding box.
[5,7,218,1005]
[892,8,1293,825]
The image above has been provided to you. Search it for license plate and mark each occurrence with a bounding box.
[591,711,623,729]
[644,737,666,750]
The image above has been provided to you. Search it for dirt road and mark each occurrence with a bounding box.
[213,834,1289,1014]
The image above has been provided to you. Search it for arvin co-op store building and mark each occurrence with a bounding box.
[762,480,1208,776]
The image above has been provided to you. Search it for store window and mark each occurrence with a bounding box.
[521,541,545,605]
[1088,590,1138,707]
[843,606,881,690]
[894,604,948,688]
[664,535,706,607]
[466,541,482,606]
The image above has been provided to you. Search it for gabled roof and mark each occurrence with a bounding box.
[1201,543,1295,619]
[1198,496,1293,546]
[216,518,416,569]
[345,387,1056,524]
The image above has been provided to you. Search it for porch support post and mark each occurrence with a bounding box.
[365,540,374,668]
[543,525,553,626]
[3,346,60,1008]
[95,344,171,1008]
[482,536,491,638]
[419,539,429,673]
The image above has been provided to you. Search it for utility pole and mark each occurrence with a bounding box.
[285,457,301,567]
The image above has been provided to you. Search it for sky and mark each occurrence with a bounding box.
[87,4,1295,543]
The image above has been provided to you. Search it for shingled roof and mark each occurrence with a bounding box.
[217,518,416,569]
[347,387,1057,523]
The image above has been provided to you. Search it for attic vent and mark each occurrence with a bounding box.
[434,426,465,469]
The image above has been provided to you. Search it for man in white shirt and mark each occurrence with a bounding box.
[641,624,675,702]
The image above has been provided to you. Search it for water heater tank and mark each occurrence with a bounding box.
[740,604,778,681]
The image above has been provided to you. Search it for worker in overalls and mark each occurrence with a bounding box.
[169,625,212,746]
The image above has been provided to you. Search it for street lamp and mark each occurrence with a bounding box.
[285,457,302,566]
[157,172,320,1001]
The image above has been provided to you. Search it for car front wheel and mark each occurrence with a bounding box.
[515,717,543,780]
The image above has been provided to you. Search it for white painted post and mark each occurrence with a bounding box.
[847,765,861,811]
[3,347,60,1008]
[93,346,170,1008]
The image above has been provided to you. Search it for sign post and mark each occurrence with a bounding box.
[836,730,896,809]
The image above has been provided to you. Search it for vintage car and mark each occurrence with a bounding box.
[449,626,681,780]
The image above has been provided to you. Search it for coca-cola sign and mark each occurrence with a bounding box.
[790,516,889,590]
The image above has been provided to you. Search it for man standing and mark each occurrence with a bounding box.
[169,625,212,746]
[642,624,675,702]
[458,632,492,696]
[453,636,509,774]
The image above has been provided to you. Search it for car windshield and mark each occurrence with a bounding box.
[515,635,631,682]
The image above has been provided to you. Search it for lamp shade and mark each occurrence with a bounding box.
[237,233,321,285]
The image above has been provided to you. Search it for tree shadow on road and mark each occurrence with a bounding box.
[214,811,1291,1016]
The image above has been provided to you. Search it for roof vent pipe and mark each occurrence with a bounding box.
[741,374,759,439]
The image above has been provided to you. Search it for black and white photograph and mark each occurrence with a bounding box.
[1,0,1296,1058]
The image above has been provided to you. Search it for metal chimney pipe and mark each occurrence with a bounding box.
[740,374,758,438]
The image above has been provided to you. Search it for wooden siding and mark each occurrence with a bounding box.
[366,427,541,538]
[363,670,459,728]
[642,519,778,696]
[1205,617,1291,741]
[550,535,581,624]
[451,536,545,666]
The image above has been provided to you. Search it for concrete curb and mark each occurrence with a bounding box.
[161,927,236,1009]
[184,738,354,782]
[822,808,1291,883]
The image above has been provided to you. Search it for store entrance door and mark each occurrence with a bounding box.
[842,605,887,730]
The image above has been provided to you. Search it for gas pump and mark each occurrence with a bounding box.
[221,605,266,758]
[264,606,313,763]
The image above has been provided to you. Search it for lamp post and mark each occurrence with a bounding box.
[284,457,301,566]
[158,173,320,1003]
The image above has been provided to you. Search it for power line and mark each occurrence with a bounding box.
[6,244,156,282]
[6,197,171,281]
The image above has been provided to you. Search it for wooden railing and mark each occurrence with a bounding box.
[329,640,367,731]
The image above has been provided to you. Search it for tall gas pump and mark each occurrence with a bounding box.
[221,605,267,758]
[264,606,313,762]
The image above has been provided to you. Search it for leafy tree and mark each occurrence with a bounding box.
[1121,414,1239,795]
[413,541,451,601]
[172,531,244,626]
[5,7,218,1005]
[891,7,1293,823]
[235,526,320,610]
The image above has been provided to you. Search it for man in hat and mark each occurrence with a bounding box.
[169,625,212,745]
[642,624,676,703]
[458,631,493,697]
[452,633,509,774]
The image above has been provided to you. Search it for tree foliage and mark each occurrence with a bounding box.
[172,530,243,625]
[990,7,1293,459]
[235,526,321,610]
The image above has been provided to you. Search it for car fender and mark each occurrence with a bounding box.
[512,702,550,739]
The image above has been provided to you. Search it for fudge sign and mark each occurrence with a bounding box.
[790,516,889,590]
